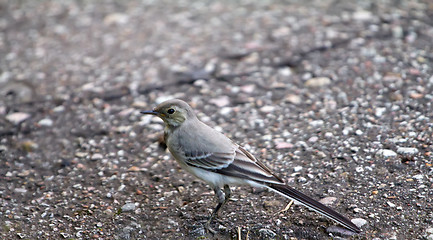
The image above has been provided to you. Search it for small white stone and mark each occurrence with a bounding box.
[121,203,136,212]
[14,188,27,193]
[240,84,255,93]
[375,107,386,117]
[220,107,232,115]
[351,218,367,227]
[387,201,396,208]
[38,118,53,127]
[305,77,331,87]
[210,96,230,107]
[342,126,353,136]
[308,136,318,143]
[309,120,324,127]
[260,105,275,113]
[353,207,362,213]
[278,67,292,76]
[412,174,423,180]
[75,152,88,158]
[319,196,337,206]
[53,105,65,113]
[104,13,129,26]
[293,166,303,172]
[91,153,103,160]
[397,147,419,155]
[376,149,397,158]
[285,94,301,104]
[353,10,373,21]
[117,150,125,157]
[118,184,126,191]
[6,112,31,125]
[350,146,360,153]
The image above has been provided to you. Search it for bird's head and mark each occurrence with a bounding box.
[141,99,196,128]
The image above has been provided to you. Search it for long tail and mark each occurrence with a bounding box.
[267,183,361,233]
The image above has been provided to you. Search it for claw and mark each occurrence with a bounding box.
[205,220,216,234]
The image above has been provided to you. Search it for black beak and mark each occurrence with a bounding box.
[140,110,158,115]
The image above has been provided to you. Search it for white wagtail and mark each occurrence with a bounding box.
[141,99,360,233]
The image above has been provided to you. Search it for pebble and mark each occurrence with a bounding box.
[351,218,367,227]
[285,94,301,104]
[118,108,135,117]
[127,166,141,172]
[293,166,303,172]
[38,118,53,127]
[326,226,356,236]
[309,120,324,127]
[60,232,69,238]
[308,136,318,143]
[396,147,419,155]
[258,228,276,238]
[376,149,397,158]
[375,107,386,117]
[16,233,25,239]
[210,96,230,107]
[220,107,232,115]
[91,153,103,160]
[0,145,8,152]
[412,174,423,180]
[53,105,65,113]
[387,201,396,208]
[75,152,88,158]
[103,13,129,26]
[117,150,125,157]
[353,10,373,21]
[14,188,28,193]
[305,77,331,87]
[350,146,360,153]
[240,84,255,93]
[121,203,136,212]
[6,112,31,125]
[275,141,293,149]
[319,196,337,206]
[260,105,275,113]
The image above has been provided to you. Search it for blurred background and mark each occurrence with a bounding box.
[1,0,432,239]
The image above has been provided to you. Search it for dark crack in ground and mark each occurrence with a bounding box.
[1,0,432,239]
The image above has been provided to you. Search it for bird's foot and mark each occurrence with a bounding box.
[205,221,217,234]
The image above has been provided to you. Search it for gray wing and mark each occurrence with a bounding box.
[182,149,235,169]
[214,146,285,185]
[181,143,284,185]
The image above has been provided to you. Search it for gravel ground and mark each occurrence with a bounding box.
[1,0,433,239]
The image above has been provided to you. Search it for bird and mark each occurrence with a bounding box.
[140,99,361,234]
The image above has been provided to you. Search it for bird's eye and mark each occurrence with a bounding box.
[167,108,175,114]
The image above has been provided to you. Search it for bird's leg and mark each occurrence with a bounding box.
[223,184,231,205]
[205,185,231,234]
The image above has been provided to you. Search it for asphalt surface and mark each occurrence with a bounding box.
[1,0,433,239]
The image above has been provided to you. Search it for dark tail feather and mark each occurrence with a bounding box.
[267,183,361,233]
